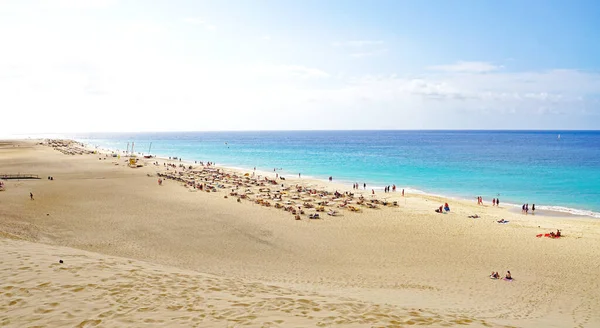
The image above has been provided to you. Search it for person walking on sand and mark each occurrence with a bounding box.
[496,198,499,207]
[30,192,34,200]
[402,189,404,197]
[532,204,535,214]
[364,183,366,190]
[492,198,496,206]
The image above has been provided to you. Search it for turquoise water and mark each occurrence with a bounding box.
[71,131,600,218]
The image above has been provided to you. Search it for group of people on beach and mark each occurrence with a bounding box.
[522,203,535,215]
[435,202,450,213]
[352,183,366,190]
[476,196,500,206]
[490,271,512,280]
[351,183,404,196]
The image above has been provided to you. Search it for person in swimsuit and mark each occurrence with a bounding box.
[496,198,499,206]
[505,271,512,280]
[532,204,535,214]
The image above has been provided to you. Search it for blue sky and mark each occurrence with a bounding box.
[1,0,599,134]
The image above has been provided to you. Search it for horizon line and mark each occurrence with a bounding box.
[7,128,600,135]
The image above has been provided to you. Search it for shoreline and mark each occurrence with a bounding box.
[79,138,600,220]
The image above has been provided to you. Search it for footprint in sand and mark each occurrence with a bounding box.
[76,319,102,327]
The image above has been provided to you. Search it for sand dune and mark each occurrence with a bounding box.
[1,238,501,327]
[1,139,600,327]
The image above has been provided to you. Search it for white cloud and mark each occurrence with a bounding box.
[349,49,388,58]
[261,35,271,41]
[183,17,216,31]
[249,65,330,79]
[332,40,384,47]
[44,0,118,9]
[428,61,502,73]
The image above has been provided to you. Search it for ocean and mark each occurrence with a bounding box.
[69,130,600,218]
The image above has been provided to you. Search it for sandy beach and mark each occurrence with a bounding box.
[2,139,600,327]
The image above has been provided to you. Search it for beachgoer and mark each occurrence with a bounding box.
[30,192,34,200]
[372,189,375,195]
[444,203,450,212]
[492,198,496,206]
[556,229,561,237]
[364,183,366,190]
[299,173,301,178]
[532,204,535,214]
[526,204,529,215]
[402,189,404,197]
[522,204,526,214]
[496,198,499,206]
[392,185,396,192]
[505,271,512,280]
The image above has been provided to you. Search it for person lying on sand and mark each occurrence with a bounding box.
[497,219,506,223]
[490,272,500,279]
[549,230,561,238]
[468,214,480,218]
[435,205,444,213]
